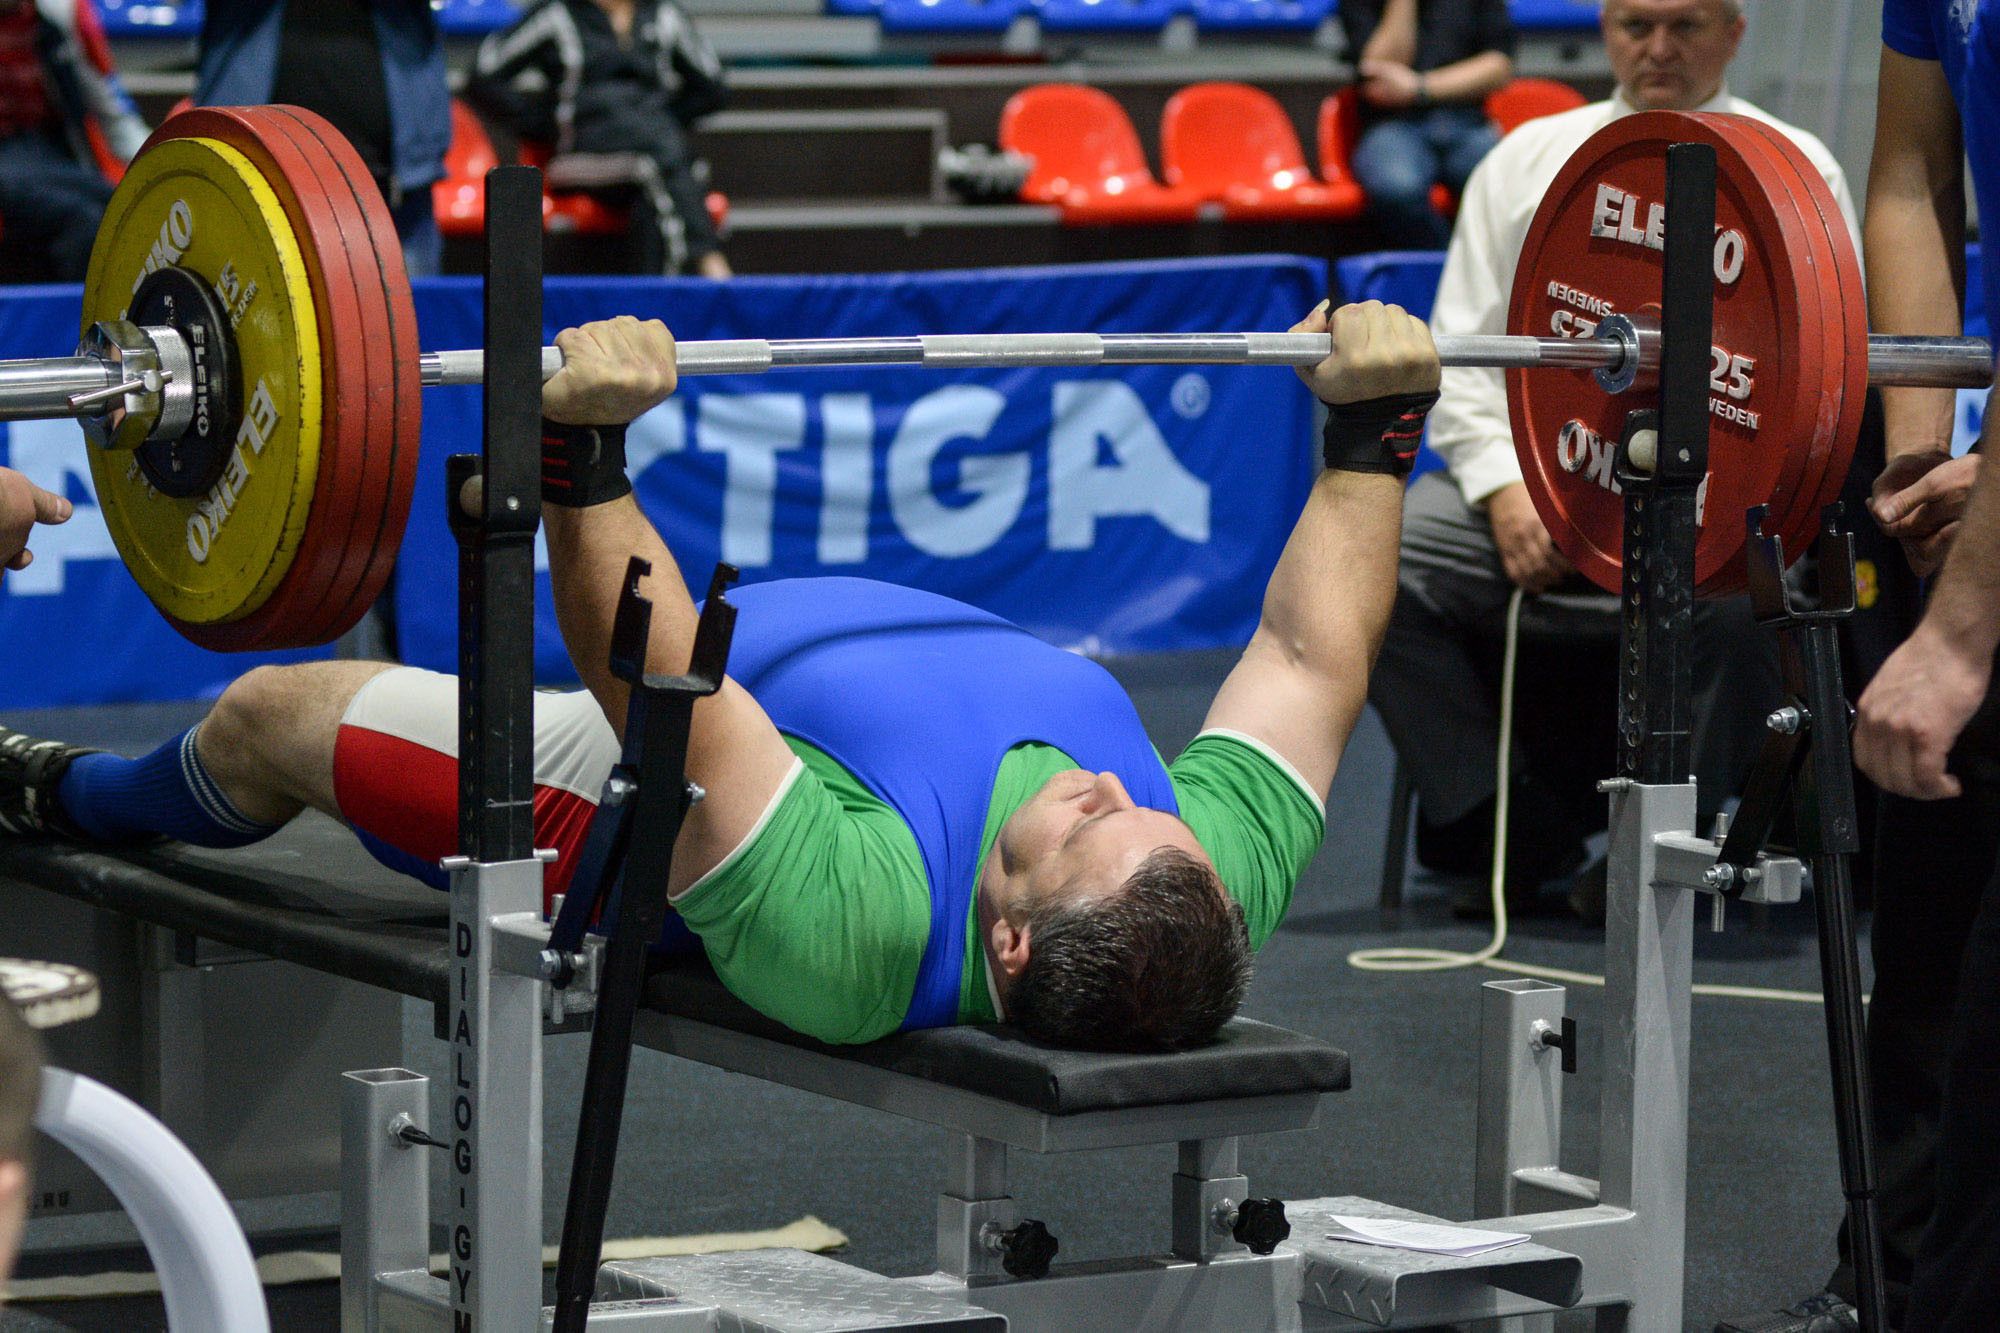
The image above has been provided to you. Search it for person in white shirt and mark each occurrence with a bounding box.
[1368,0,1857,914]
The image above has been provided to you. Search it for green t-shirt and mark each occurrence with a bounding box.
[673,731,1324,1044]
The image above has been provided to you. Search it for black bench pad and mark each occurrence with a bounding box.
[643,957,1349,1116]
[1,818,1351,1116]
[0,821,452,1008]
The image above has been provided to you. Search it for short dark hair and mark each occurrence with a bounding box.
[0,1000,42,1166]
[1007,848,1251,1051]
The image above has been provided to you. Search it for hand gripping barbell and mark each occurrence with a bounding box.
[0,105,1989,649]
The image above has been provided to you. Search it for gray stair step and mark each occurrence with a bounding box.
[695,109,947,201]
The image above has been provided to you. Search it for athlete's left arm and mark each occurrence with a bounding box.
[1199,301,1434,803]
[540,319,801,893]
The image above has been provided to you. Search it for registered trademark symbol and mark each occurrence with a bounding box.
[1170,373,1211,419]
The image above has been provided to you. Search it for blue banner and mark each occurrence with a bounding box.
[396,257,1325,679]
[0,286,330,709]
[0,256,1323,706]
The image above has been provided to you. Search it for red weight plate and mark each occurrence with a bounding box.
[1727,115,1869,565]
[270,105,422,647]
[148,106,383,651]
[1507,111,1837,597]
[201,106,394,648]
[1685,114,1841,586]
[1699,117,1839,569]
[169,106,397,650]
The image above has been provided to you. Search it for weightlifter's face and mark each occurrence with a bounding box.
[999,769,1210,911]
[1603,0,1746,112]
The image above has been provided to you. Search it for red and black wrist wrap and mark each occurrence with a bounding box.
[541,419,632,507]
[1319,390,1440,478]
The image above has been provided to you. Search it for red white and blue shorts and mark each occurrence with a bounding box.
[332,666,618,912]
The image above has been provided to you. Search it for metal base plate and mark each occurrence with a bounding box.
[600,1250,1006,1331]
[1288,1196,1582,1326]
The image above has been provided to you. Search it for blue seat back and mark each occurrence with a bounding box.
[1508,0,1602,32]
[97,0,203,36]
[879,0,1026,32]
[1038,0,1190,33]
[433,0,527,36]
[1189,0,1333,31]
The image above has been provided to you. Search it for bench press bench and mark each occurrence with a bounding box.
[0,813,1589,1328]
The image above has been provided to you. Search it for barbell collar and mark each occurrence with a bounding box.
[0,356,124,422]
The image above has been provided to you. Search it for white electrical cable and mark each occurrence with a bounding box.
[1348,587,1846,1005]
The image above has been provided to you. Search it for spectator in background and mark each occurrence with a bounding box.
[469,0,732,279]
[1340,0,1514,249]
[0,0,148,281]
[1806,0,2000,1327]
[1369,0,1853,921]
[194,1,450,278]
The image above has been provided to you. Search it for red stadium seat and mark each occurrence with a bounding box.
[434,99,500,238]
[437,103,727,249]
[998,84,1204,224]
[1485,76,1589,135]
[1160,82,1364,221]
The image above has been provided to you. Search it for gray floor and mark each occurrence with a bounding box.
[1,651,1860,1329]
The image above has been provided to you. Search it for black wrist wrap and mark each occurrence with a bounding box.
[1320,390,1440,478]
[541,420,632,507]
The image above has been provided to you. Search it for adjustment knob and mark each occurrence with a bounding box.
[1531,1016,1579,1075]
[988,1219,1058,1279]
[1230,1198,1291,1255]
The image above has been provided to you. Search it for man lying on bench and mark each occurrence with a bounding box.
[0,301,1439,1052]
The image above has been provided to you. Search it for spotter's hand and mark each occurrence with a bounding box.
[542,317,678,426]
[1292,300,1441,405]
[0,465,72,578]
[1854,622,1990,801]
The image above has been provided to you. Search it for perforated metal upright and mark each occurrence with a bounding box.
[444,164,551,1331]
[1455,140,1720,1330]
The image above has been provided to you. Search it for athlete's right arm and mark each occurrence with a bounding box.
[1199,302,1434,802]
[538,319,799,893]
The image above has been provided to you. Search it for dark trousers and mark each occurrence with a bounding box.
[1349,105,1499,249]
[559,114,721,275]
[1829,769,2000,1319]
[0,130,114,281]
[1900,691,2000,1329]
[1817,397,1973,1323]
[1369,472,1782,835]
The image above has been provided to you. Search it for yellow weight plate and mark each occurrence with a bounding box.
[80,135,322,626]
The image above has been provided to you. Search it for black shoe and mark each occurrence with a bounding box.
[1429,776,1589,920]
[1715,1292,1860,1333]
[1418,774,1589,883]
[0,725,97,838]
[1449,842,1587,920]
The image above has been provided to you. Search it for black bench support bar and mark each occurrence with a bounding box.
[553,560,737,1333]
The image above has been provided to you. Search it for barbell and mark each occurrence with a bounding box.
[0,105,1991,650]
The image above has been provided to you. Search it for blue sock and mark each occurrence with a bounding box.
[57,727,280,847]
